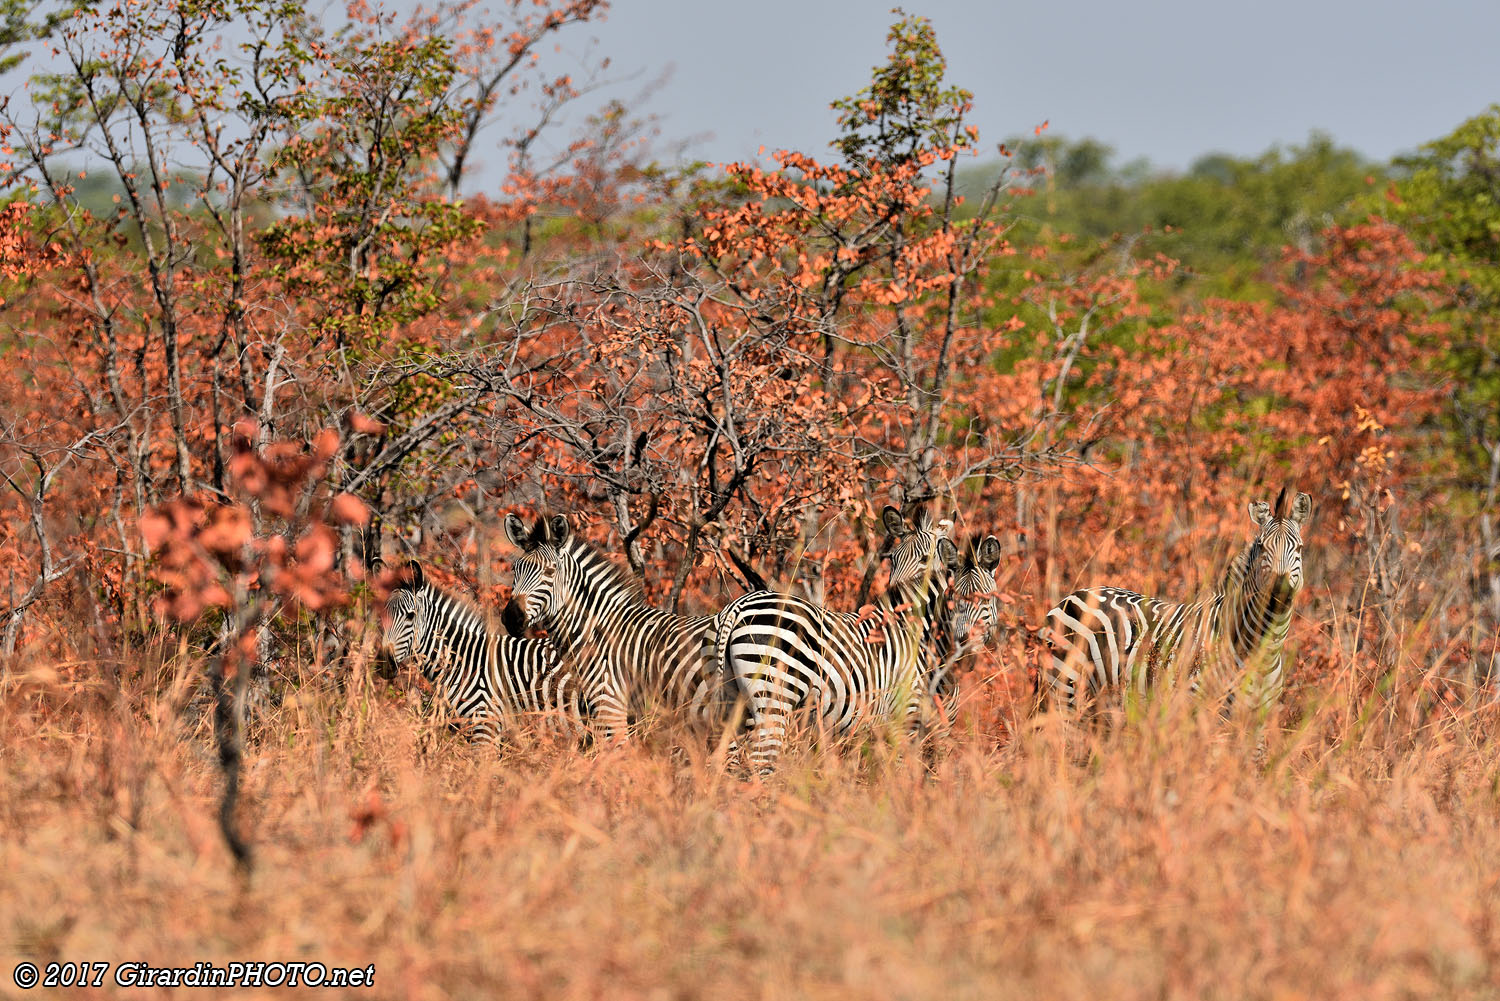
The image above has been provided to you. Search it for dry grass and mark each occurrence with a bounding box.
[4,617,1500,1001]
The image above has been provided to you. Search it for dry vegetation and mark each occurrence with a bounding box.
[5,568,1499,1001]
[3,2,1499,997]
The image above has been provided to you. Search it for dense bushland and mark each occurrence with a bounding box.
[1,2,1497,996]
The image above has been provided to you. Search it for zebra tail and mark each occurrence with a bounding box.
[710,595,759,761]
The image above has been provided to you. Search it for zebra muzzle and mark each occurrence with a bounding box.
[501,598,530,638]
[372,646,399,680]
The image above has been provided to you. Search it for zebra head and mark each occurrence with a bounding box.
[1245,487,1312,603]
[382,560,428,665]
[943,535,1003,656]
[880,505,952,589]
[502,512,571,636]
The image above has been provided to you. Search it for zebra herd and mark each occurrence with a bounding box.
[381,489,1311,771]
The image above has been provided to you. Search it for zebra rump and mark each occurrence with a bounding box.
[712,506,959,772]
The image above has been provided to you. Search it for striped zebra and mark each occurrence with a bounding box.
[502,513,730,736]
[926,534,1003,726]
[711,506,966,773]
[1042,488,1311,715]
[381,561,619,743]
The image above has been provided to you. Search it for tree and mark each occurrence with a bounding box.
[0,0,610,652]
[963,132,1384,300]
[470,11,1083,613]
[1381,105,1500,630]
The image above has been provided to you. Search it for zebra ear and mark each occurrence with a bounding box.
[881,505,905,537]
[504,513,527,549]
[1248,500,1271,526]
[1290,492,1312,525]
[404,560,424,590]
[978,535,1002,570]
[937,537,960,571]
[548,513,571,543]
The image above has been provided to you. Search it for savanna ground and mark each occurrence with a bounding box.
[5,569,1500,1000]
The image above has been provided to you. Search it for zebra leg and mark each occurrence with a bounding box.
[903,670,947,766]
[709,607,749,763]
[742,680,794,775]
[469,713,504,748]
[583,675,630,746]
[1045,647,1087,714]
[924,669,960,765]
[908,693,945,771]
[725,637,800,776]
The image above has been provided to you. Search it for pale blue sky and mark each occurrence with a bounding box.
[523,0,1500,178]
[9,0,1495,191]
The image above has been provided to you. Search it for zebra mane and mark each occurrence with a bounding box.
[387,559,422,594]
[567,534,647,602]
[1223,534,1254,590]
[1272,484,1289,520]
[522,514,647,603]
[405,568,491,626]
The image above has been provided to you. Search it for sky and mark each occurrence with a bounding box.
[513,0,1500,180]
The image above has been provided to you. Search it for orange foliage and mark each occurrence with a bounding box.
[0,5,1496,994]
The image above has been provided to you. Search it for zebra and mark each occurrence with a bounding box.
[882,522,1003,728]
[501,513,730,738]
[711,506,965,773]
[380,561,618,743]
[925,533,1003,727]
[1041,488,1311,715]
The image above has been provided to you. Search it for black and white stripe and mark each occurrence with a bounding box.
[502,514,730,735]
[712,507,961,772]
[1042,489,1311,714]
[926,534,1003,726]
[381,562,616,742]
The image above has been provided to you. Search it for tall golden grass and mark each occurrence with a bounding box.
[4,563,1498,1001]
[2,477,1496,1000]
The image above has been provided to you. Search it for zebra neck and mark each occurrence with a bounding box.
[417,590,493,691]
[881,572,945,633]
[927,581,958,663]
[1220,567,1293,662]
[547,540,651,658]
[549,593,650,656]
